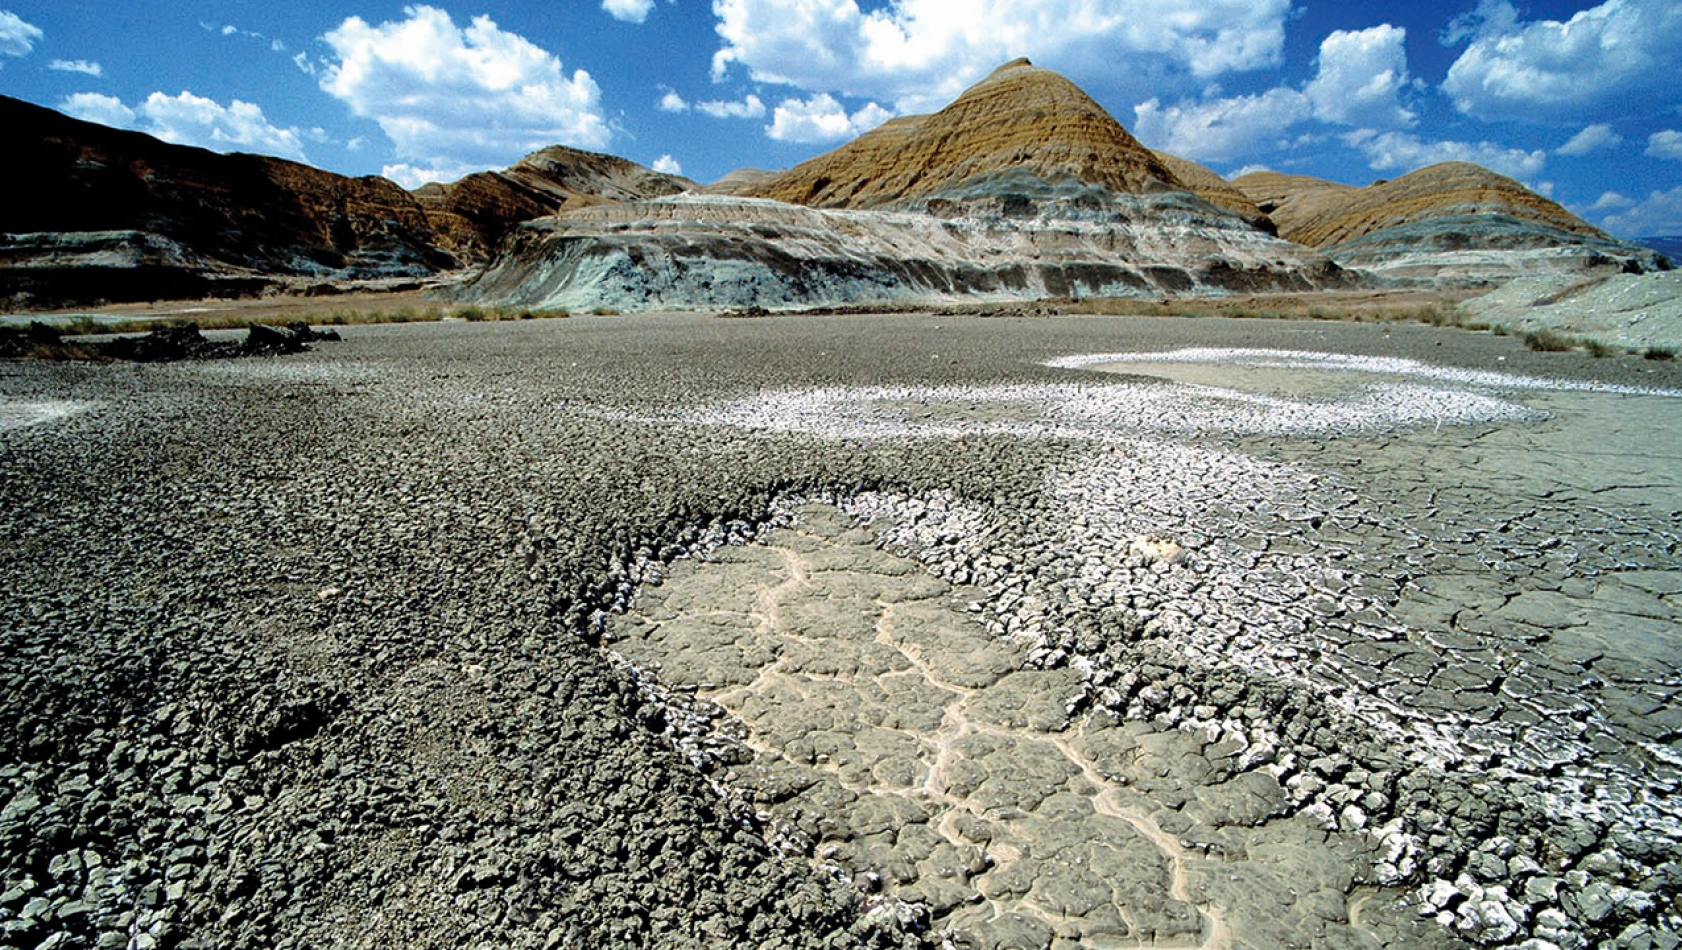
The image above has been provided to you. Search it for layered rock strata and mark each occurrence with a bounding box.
[1149,151,1275,234]
[414,146,694,252]
[0,96,456,306]
[453,186,1353,313]
[0,96,692,308]
[1234,163,1664,280]
[456,60,1364,312]
[745,60,1183,210]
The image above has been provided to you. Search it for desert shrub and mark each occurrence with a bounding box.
[1644,346,1676,361]
[1583,338,1617,358]
[1523,329,1575,352]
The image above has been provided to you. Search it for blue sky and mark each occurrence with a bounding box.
[1,0,1679,238]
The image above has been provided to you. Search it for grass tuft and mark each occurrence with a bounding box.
[1644,346,1677,361]
[1523,328,1575,352]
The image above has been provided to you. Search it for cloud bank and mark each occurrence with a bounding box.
[320,5,608,182]
[1442,0,1682,119]
[60,91,309,162]
[710,0,1292,114]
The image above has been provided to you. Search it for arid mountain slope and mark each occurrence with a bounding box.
[1238,162,1596,248]
[415,146,694,252]
[746,59,1185,209]
[454,189,1352,313]
[0,96,697,307]
[1,94,456,304]
[1228,171,1359,244]
[699,169,781,197]
[460,62,1353,311]
[1149,151,1273,232]
[1232,163,1664,279]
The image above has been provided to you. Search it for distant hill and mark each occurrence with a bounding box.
[0,96,694,308]
[0,94,456,306]
[744,59,1186,210]
[1232,163,1664,280]
[454,61,1353,313]
[5,63,1669,312]
[414,147,694,253]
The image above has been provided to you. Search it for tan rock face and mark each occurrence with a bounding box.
[747,59,1185,209]
[414,146,694,257]
[1232,162,1663,279]
[1229,171,1360,245]
[3,95,451,271]
[1234,162,1602,248]
[699,168,781,197]
[1149,151,1273,232]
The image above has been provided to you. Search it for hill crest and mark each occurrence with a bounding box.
[746,59,1185,209]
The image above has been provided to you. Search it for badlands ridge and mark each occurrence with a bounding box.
[0,59,1668,312]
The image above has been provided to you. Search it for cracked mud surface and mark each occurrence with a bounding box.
[3,313,1680,950]
[614,507,1387,949]
[615,344,1682,948]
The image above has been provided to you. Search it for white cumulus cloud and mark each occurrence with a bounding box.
[698,94,766,119]
[320,5,609,174]
[1133,89,1311,165]
[766,93,892,143]
[1589,191,1635,211]
[602,0,655,23]
[1442,0,1682,119]
[1647,130,1682,161]
[1132,24,1415,165]
[1303,25,1416,127]
[49,59,103,77]
[136,92,309,161]
[658,89,689,112]
[381,162,480,189]
[60,90,308,162]
[651,154,683,175]
[711,0,1292,115]
[60,92,136,129]
[1600,185,1682,238]
[1557,123,1622,156]
[1343,129,1546,181]
[1440,0,1520,45]
[0,9,43,57]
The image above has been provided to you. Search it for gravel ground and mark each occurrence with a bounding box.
[2,312,1679,950]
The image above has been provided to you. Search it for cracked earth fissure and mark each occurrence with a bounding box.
[611,512,1347,949]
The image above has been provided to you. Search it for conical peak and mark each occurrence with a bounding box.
[988,57,1034,78]
[747,61,1183,208]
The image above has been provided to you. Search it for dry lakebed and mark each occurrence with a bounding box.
[2,312,1680,950]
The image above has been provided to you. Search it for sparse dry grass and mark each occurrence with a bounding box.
[39,302,573,336]
[1523,328,1577,352]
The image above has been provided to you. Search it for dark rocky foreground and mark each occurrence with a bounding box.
[0,321,339,362]
[2,313,1680,949]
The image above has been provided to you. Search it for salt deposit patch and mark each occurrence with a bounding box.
[645,349,1682,948]
[687,375,1540,444]
[1047,347,1682,398]
[0,400,92,431]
